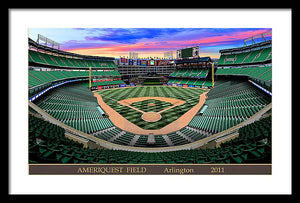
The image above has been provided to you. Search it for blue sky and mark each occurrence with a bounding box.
[28,28,272,59]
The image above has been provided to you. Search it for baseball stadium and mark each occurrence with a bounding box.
[28,29,272,164]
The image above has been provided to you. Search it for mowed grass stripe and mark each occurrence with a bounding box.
[113,87,138,100]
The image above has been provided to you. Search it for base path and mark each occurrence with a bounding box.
[94,92,208,135]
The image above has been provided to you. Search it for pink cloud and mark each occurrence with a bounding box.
[65,28,271,58]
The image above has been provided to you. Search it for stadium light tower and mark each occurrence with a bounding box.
[37,34,60,49]
[243,31,272,46]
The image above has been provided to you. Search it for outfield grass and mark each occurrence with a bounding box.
[95,86,207,130]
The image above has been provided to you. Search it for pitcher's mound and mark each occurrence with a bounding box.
[148,103,156,107]
[141,112,161,122]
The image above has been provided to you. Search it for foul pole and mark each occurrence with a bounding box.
[212,62,214,88]
[89,66,92,89]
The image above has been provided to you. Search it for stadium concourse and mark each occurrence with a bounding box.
[28,37,272,164]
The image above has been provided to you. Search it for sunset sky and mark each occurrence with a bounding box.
[28,28,272,59]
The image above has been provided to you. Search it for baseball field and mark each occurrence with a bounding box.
[94,86,208,132]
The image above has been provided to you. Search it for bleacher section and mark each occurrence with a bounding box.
[169,69,208,78]
[28,70,122,88]
[218,47,271,66]
[217,40,272,93]
[29,50,117,69]
[29,114,271,164]
[215,66,272,82]
[168,78,212,87]
[167,64,212,88]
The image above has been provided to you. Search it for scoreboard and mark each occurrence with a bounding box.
[177,46,199,59]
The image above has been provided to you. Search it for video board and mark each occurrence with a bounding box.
[177,46,199,59]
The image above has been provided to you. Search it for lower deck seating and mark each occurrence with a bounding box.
[188,80,271,134]
[112,132,136,146]
[33,79,271,149]
[179,128,207,141]
[167,132,190,145]
[35,83,114,134]
[29,114,271,164]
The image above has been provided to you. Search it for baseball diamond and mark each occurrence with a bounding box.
[95,86,208,130]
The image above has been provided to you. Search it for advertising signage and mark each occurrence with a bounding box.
[141,60,147,66]
[120,57,127,63]
[128,59,133,65]
[148,60,155,66]
[157,60,170,66]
